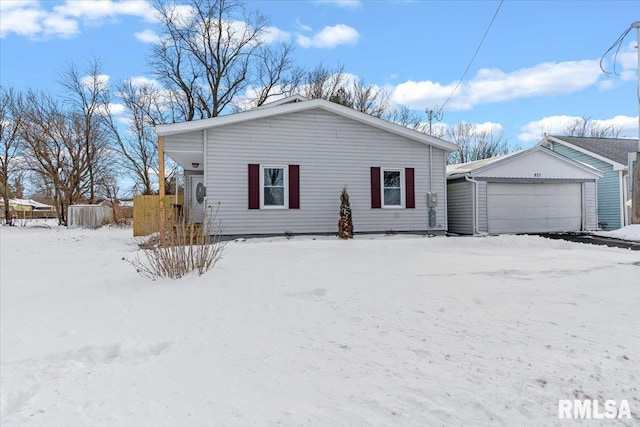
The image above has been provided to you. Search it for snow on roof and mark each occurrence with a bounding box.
[7,198,54,209]
[446,151,520,176]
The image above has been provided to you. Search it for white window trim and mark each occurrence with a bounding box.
[260,165,288,209]
[381,168,405,209]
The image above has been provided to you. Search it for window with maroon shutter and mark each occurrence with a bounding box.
[371,167,381,208]
[248,164,259,209]
[405,167,415,208]
[289,165,299,209]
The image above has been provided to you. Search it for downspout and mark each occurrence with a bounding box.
[619,170,626,226]
[465,175,479,234]
[429,145,433,192]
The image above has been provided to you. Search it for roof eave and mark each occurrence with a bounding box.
[155,99,458,152]
[541,135,627,170]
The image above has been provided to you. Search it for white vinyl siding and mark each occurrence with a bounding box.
[583,181,598,231]
[446,179,474,234]
[163,130,204,153]
[203,109,448,235]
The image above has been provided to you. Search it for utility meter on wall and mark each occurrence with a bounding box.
[427,192,438,208]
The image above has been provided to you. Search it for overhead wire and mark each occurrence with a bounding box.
[439,0,504,113]
[599,24,634,77]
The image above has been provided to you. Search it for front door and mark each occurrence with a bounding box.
[190,175,205,224]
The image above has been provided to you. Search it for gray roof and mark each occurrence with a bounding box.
[548,135,638,165]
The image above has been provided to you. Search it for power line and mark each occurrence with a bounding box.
[599,23,635,77]
[439,0,504,113]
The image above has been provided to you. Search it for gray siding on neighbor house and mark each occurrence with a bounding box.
[550,143,621,229]
[203,109,448,235]
[446,179,474,234]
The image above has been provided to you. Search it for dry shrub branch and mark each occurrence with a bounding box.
[130,206,225,279]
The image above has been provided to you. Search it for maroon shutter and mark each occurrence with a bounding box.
[289,165,300,209]
[371,167,381,208]
[248,164,259,209]
[405,168,415,208]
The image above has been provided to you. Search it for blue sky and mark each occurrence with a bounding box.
[1,0,638,148]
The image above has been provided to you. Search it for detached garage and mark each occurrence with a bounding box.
[446,147,602,235]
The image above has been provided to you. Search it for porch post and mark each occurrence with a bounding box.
[158,135,166,244]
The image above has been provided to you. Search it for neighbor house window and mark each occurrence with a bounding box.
[382,168,404,208]
[262,166,287,208]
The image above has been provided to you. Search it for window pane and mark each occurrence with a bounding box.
[384,171,400,188]
[384,188,401,206]
[264,187,284,206]
[264,168,284,186]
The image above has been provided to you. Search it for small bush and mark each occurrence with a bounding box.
[129,206,225,280]
[338,186,353,239]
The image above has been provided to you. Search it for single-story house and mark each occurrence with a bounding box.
[446,146,602,235]
[538,135,638,229]
[155,96,457,236]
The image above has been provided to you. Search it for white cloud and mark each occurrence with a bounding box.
[128,76,161,88]
[80,74,110,88]
[316,0,361,7]
[260,26,291,44]
[0,0,156,39]
[134,28,160,44]
[297,24,359,48]
[392,60,603,112]
[53,1,156,22]
[100,102,126,116]
[518,115,639,143]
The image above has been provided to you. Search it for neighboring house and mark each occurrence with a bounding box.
[446,146,602,235]
[539,135,637,229]
[155,96,457,236]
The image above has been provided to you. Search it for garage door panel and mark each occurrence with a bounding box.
[487,183,582,234]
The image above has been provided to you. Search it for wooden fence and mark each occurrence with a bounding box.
[133,195,184,237]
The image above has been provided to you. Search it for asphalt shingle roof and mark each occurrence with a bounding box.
[549,135,639,165]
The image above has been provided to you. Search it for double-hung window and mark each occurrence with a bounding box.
[370,166,414,209]
[248,164,299,210]
[382,168,404,208]
[262,166,287,208]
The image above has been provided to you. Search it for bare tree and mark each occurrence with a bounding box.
[0,87,23,225]
[150,0,296,121]
[59,59,112,203]
[293,63,348,101]
[446,122,513,164]
[20,90,96,225]
[564,116,622,138]
[351,79,390,118]
[385,105,426,132]
[108,79,162,195]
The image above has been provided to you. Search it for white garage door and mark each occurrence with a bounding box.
[487,183,582,234]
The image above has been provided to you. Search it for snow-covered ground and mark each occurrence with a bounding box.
[593,224,640,242]
[1,221,639,426]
